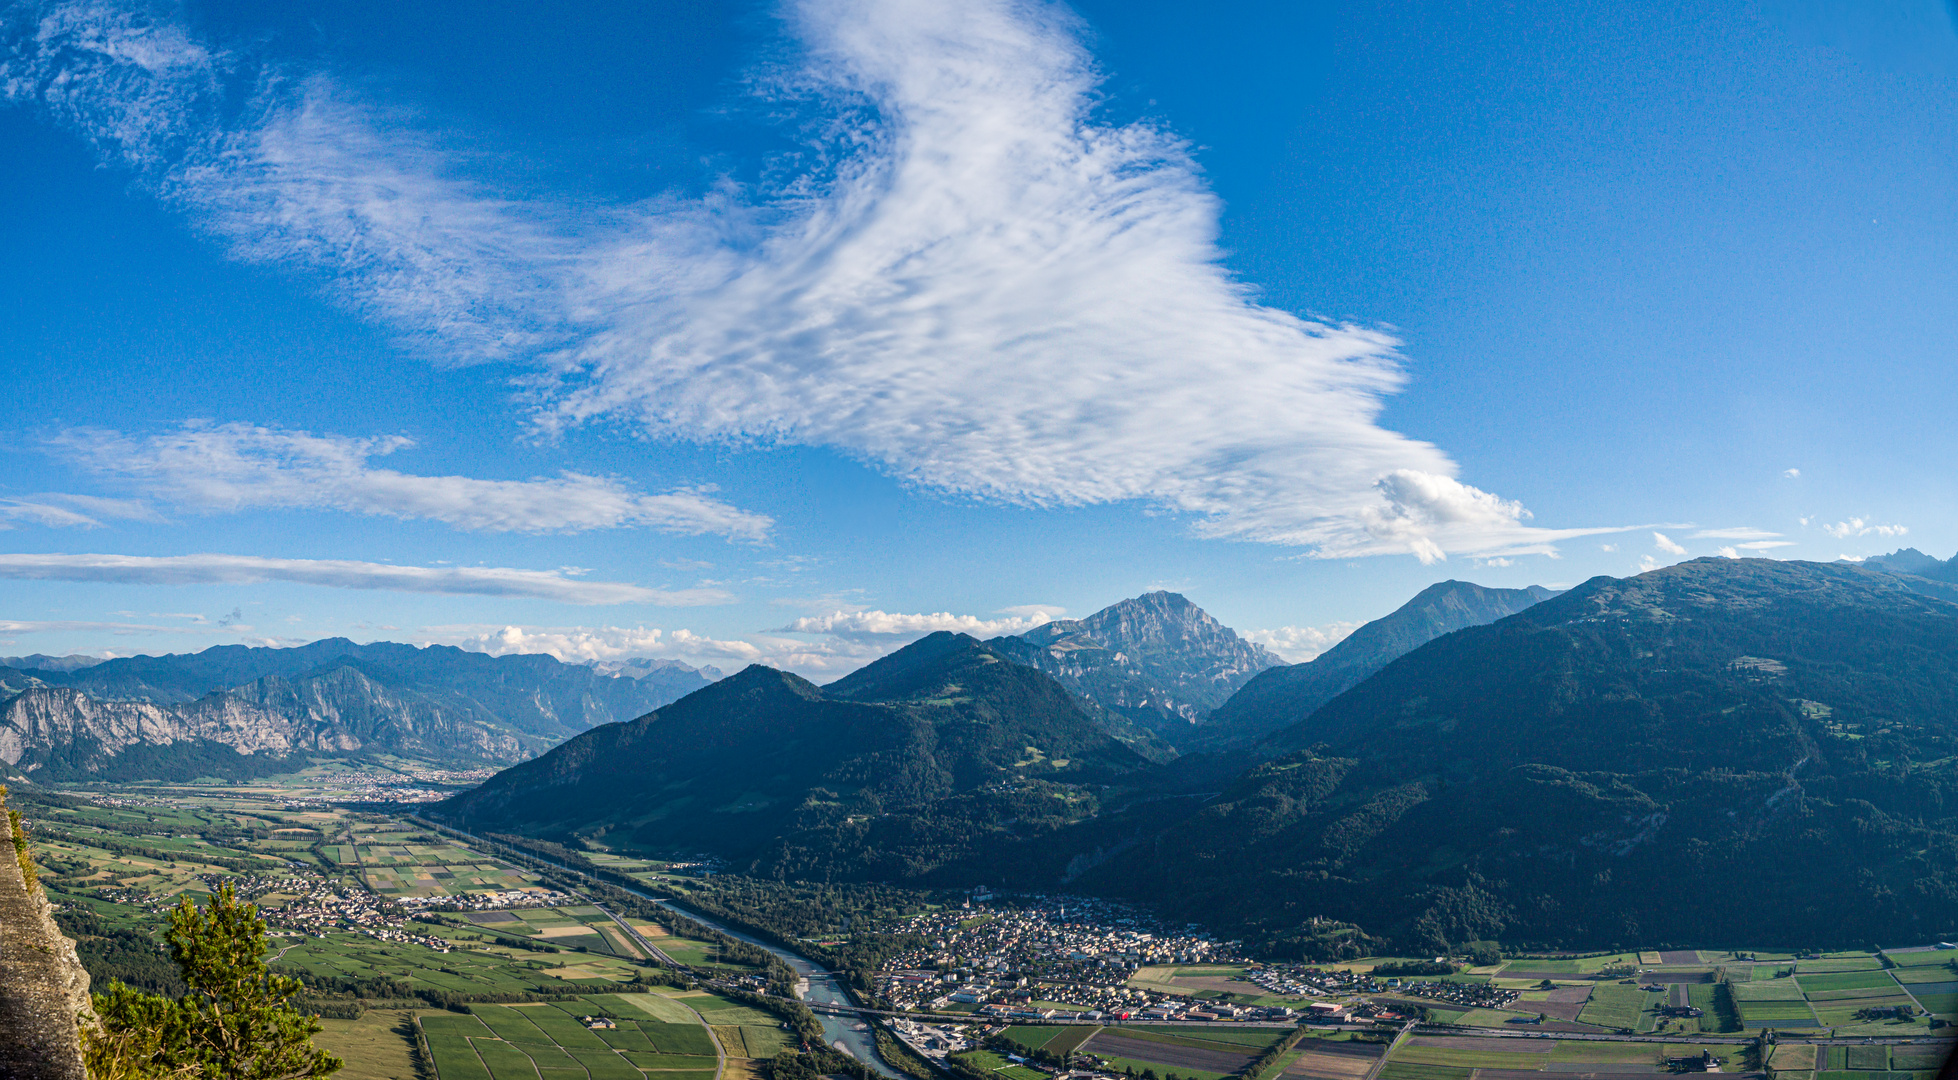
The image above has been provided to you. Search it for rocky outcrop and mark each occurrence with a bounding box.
[0,639,724,778]
[0,791,90,1080]
[0,665,531,776]
[988,591,1278,743]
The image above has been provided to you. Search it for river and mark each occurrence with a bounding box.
[649,899,903,1078]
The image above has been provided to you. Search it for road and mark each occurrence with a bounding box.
[1362,1022,1418,1080]
[593,902,681,967]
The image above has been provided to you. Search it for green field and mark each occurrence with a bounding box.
[419,998,722,1080]
[954,1049,1054,1080]
[1577,983,1658,1030]
[1731,979,1806,1000]
[1002,1026,1061,1050]
[1391,1046,1549,1069]
[1376,1064,1472,1080]
[1798,971,1900,993]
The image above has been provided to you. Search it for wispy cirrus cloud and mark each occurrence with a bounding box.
[0,553,727,605]
[49,422,771,540]
[0,0,1632,563]
[1689,527,1780,541]
[0,494,161,528]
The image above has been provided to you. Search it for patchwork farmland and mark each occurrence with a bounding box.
[417,995,738,1080]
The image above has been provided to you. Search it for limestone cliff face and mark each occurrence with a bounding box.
[988,591,1277,742]
[0,795,90,1080]
[0,664,526,776]
[0,638,714,778]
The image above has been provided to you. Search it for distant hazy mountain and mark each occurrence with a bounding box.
[0,654,106,673]
[1088,558,1958,952]
[440,632,1147,879]
[985,591,1277,744]
[585,657,725,683]
[1194,580,1556,750]
[0,640,711,781]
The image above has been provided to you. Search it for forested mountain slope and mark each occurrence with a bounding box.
[1194,580,1554,750]
[439,633,1147,879]
[1083,559,1958,953]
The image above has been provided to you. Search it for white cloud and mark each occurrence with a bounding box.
[426,622,892,677]
[778,608,1053,641]
[1600,543,1618,552]
[1689,527,1780,541]
[50,422,770,540]
[1733,540,1795,550]
[1821,518,1907,540]
[1242,621,1361,663]
[1653,532,1688,556]
[0,552,727,605]
[0,494,160,529]
[1717,546,1739,558]
[446,624,671,663]
[1783,468,1801,478]
[1637,555,1663,573]
[0,0,1623,563]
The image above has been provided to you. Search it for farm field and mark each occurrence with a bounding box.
[462,907,651,961]
[1282,1039,1383,1080]
[269,930,645,996]
[952,1049,1049,1080]
[1380,1040,1752,1077]
[1576,983,1659,1031]
[419,996,723,1080]
[1043,1025,1289,1080]
[313,1009,439,1080]
[363,861,539,898]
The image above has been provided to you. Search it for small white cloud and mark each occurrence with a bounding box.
[1783,468,1800,479]
[1476,557,1514,568]
[1242,621,1362,663]
[1821,518,1907,540]
[1653,532,1688,556]
[1600,543,1618,553]
[1717,546,1739,558]
[0,552,727,605]
[1637,555,1662,573]
[1734,540,1796,550]
[50,422,772,540]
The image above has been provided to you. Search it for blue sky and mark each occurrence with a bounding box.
[1,0,1953,675]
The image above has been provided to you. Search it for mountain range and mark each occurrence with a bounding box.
[0,640,715,780]
[437,553,1958,953]
[1086,557,1958,952]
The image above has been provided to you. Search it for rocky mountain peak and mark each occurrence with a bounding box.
[989,592,1277,744]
